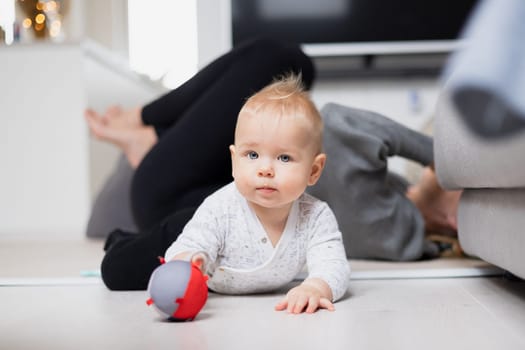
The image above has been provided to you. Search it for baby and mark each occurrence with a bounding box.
[165,74,350,313]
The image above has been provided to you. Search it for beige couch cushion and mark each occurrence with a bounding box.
[434,91,525,190]
[459,189,525,279]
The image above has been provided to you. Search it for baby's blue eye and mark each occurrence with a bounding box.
[248,151,258,159]
[278,154,291,162]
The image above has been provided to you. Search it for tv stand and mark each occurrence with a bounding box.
[312,51,450,79]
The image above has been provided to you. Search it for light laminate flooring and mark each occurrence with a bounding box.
[2,277,525,350]
[1,236,524,350]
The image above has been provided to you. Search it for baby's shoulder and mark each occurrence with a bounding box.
[296,192,333,223]
[197,183,245,221]
[298,191,328,211]
[202,182,238,205]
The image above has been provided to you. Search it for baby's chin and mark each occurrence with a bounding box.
[246,197,296,211]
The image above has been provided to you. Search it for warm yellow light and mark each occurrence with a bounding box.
[22,18,32,29]
[35,13,46,24]
[46,1,57,12]
[34,23,44,31]
[36,1,44,10]
[50,27,59,37]
[50,20,61,31]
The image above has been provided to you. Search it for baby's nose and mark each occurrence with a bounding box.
[258,165,274,177]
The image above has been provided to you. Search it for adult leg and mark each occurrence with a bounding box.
[142,38,315,133]
[309,103,436,261]
[85,154,138,238]
[101,207,196,290]
[406,167,461,236]
[132,39,315,230]
[85,106,158,169]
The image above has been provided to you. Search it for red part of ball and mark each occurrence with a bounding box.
[171,263,208,320]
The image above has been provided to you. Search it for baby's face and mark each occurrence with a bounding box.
[230,112,323,211]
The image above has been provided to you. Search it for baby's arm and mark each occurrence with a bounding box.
[275,202,350,313]
[275,278,334,313]
[169,251,209,272]
[164,198,223,273]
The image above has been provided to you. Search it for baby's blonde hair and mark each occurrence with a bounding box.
[237,73,323,153]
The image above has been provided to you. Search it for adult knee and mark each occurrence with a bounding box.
[245,38,316,88]
[100,245,150,291]
[100,250,131,291]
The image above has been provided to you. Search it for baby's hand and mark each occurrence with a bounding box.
[170,251,208,273]
[275,279,334,314]
[190,252,208,271]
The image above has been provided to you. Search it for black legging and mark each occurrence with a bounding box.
[101,38,315,290]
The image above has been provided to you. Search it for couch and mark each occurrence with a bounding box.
[433,0,525,279]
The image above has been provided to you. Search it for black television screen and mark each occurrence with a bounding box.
[232,0,479,56]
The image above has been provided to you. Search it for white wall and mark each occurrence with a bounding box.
[84,0,129,58]
[311,78,439,132]
[196,0,232,68]
[311,78,440,177]
[0,41,164,237]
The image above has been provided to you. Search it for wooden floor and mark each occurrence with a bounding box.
[2,236,525,350]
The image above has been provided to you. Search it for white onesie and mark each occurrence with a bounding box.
[164,182,350,301]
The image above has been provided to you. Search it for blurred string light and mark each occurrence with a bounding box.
[128,0,198,89]
[14,0,66,42]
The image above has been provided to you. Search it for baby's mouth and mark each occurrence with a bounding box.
[256,186,277,193]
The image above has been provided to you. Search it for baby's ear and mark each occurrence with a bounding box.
[308,153,326,185]
[229,145,236,178]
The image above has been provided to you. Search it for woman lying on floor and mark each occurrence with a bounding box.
[85,38,461,291]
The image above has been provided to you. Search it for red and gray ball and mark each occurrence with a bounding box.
[146,260,208,321]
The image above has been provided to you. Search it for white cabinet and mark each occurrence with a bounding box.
[1,43,89,237]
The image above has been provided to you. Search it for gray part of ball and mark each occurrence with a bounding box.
[148,260,191,317]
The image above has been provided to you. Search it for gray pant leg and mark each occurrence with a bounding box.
[308,103,433,261]
[86,155,138,238]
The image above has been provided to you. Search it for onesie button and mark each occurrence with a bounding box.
[261,237,268,244]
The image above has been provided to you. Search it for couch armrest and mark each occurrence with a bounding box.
[434,91,525,190]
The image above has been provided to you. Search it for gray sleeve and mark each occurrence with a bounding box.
[308,103,433,261]
[319,103,433,166]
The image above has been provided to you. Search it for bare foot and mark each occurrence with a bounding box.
[406,167,462,236]
[85,106,158,168]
